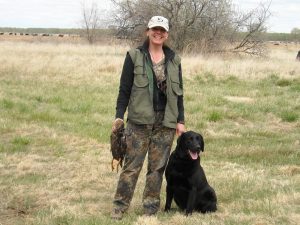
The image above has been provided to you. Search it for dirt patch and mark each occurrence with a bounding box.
[278,166,300,176]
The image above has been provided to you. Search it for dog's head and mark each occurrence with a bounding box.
[176,131,204,160]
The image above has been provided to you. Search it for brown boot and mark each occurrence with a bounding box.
[111,208,124,220]
[143,208,157,216]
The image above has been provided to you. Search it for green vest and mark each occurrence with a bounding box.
[127,49,183,129]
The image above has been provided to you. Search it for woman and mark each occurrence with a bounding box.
[111,16,185,220]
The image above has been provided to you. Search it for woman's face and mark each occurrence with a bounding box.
[147,27,169,46]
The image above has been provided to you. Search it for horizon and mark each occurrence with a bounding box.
[0,0,299,33]
[0,26,295,34]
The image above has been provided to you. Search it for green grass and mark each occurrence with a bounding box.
[281,111,298,122]
[1,98,14,109]
[0,80,113,142]
[14,173,47,185]
[207,111,222,122]
[0,136,31,153]
[0,42,299,225]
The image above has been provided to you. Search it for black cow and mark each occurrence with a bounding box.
[296,51,300,61]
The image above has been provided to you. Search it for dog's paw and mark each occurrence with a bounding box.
[164,207,171,212]
[185,210,193,216]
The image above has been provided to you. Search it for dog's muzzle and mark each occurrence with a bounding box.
[188,150,199,160]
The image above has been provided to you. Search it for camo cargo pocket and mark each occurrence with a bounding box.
[124,125,133,154]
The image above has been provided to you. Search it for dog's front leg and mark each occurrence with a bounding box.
[186,186,197,216]
[164,184,174,212]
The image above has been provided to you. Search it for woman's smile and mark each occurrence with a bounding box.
[148,27,168,45]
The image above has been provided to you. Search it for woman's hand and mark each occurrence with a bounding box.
[176,123,185,136]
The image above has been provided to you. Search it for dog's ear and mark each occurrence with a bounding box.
[176,132,187,158]
[201,140,204,152]
[199,134,204,152]
[177,131,186,145]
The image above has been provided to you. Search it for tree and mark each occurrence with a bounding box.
[110,0,271,55]
[291,28,300,35]
[229,2,271,56]
[81,1,101,44]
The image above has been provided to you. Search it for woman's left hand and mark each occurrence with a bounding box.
[176,123,185,136]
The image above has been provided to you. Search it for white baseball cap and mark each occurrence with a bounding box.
[147,16,169,32]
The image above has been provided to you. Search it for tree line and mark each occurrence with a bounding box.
[1,27,299,43]
[2,0,300,56]
[81,0,275,55]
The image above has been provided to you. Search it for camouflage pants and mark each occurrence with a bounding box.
[113,112,175,214]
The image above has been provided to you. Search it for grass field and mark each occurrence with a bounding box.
[0,41,299,225]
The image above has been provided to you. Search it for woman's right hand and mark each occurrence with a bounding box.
[112,118,124,133]
[176,123,185,136]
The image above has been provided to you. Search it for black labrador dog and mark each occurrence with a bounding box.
[164,131,217,215]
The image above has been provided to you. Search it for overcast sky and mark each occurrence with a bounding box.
[233,0,300,33]
[0,0,299,33]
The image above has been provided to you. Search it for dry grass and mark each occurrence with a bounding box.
[0,40,299,225]
[182,47,300,80]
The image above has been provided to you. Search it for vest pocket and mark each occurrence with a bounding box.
[134,74,149,87]
[168,63,183,96]
[134,64,144,75]
[170,79,183,96]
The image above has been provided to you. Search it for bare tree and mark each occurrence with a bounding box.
[229,2,271,56]
[81,1,101,44]
[110,0,271,55]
